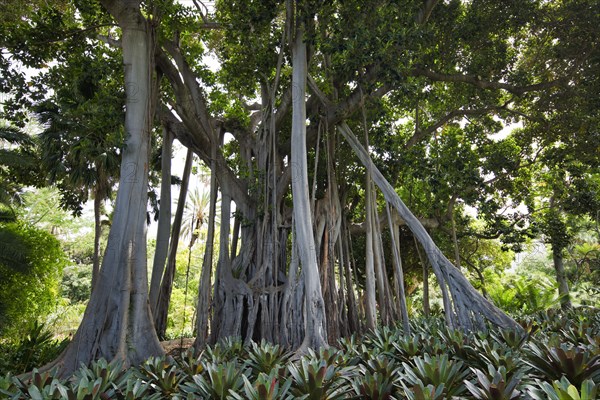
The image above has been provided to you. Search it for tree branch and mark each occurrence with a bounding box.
[412,66,562,96]
[97,34,121,48]
[416,0,440,25]
[405,102,514,148]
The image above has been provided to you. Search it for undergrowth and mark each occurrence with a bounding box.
[0,308,598,399]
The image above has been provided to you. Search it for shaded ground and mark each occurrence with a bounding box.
[161,338,194,357]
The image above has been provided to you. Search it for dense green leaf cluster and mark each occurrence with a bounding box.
[0,222,66,335]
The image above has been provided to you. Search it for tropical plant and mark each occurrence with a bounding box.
[287,353,355,400]
[402,380,446,400]
[179,361,247,399]
[230,370,294,400]
[0,321,68,375]
[527,377,598,400]
[524,341,600,386]
[138,356,184,397]
[464,365,522,400]
[401,354,470,398]
[246,340,291,377]
[203,337,246,364]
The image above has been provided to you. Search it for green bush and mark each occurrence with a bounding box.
[0,222,66,336]
[0,321,68,375]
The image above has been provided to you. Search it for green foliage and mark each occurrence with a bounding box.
[523,341,600,386]
[138,356,184,397]
[230,370,293,400]
[464,365,522,400]
[401,354,470,398]
[0,322,68,376]
[352,355,400,399]
[180,360,247,399]
[60,264,92,303]
[287,349,355,399]
[0,222,66,335]
[527,377,599,400]
[246,339,291,376]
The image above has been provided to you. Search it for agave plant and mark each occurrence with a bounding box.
[392,334,422,363]
[464,337,524,379]
[464,365,522,400]
[352,370,397,400]
[401,353,469,398]
[287,354,355,399]
[351,354,402,400]
[245,340,291,377]
[527,377,598,400]
[363,326,400,357]
[179,360,247,399]
[24,369,67,400]
[175,348,204,378]
[204,337,246,364]
[402,380,446,400]
[229,370,294,400]
[491,328,528,350]
[137,356,183,396]
[524,342,600,386]
[0,372,24,399]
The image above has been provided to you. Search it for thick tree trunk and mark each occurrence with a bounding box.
[154,148,193,339]
[51,6,163,375]
[149,126,173,314]
[552,249,572,310]
[291,22,328,351]
[338,122,520,332]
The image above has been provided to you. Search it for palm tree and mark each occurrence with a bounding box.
[181,186,219,249]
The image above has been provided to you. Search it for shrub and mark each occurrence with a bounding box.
[0,222,66,336]
[0,321,68,375]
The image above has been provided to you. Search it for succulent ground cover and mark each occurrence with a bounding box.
[1,308,598,399]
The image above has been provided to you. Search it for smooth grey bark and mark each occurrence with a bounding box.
[342,221,360,334]
[338,122,521,332]
[449,199,462,270]
[280,216,305,349]
[154,148,193,339]
[91,189,102,291]
[553,250,572,310]
[52,3,163,375]
[386,202,410,333]
[149,126,173,314]
[372,189,393,325]
[364,178,378,330]
[194,141,218,350]
[291,22,328,351]
[414,236,430,316]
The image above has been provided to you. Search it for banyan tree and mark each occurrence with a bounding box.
[21,0,596,375]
